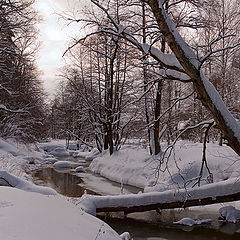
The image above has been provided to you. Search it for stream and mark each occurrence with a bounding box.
[32,156,240,240]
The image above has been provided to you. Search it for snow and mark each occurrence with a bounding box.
[73,147,100,161]
[48,146,70,157]
[89,146,150,188]
[0,138,44,179]
[157,0,199,69]
[43,156,58,164]
[2,137,240,240]
[89,142,240,192]
[0,187,121,240]
[78,176,240,216]
[159,69,191,81]
[219,206,240,223]
[38,139,67,152]
[75,166,85,172]
[53,160,72,169]
[150,46,183,70]
[0,138,125,239]
[201,72,240,142]
[0,170,57,195]
[120,232,131,240]
[85,148,101,161]
[174,217,212,226]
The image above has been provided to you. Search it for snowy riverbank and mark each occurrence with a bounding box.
[2,137,240,239]
[0,138,124,240]
[89,141,240,192]
[0,187,122,240]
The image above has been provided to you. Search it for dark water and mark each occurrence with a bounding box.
[101,217,240,240]
[33,165,240,240]
[33,167,97,197]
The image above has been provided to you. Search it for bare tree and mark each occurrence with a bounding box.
[0,0,47,142]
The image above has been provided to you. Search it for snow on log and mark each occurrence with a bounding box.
[79,177,240,215]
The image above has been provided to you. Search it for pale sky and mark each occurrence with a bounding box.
[35,0,82,95]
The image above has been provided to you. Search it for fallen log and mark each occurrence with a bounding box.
[96,192,240,214]
[78,177,240,215]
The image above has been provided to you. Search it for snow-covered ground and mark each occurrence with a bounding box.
[2,137,240,240]
[0,138,45,180]
[0,138,125,240]
[89,141,240,192]
[0,187,121,240]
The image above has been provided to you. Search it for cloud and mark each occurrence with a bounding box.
[39,65,62,95]
[35,0,80,94]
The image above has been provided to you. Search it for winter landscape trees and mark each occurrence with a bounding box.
[1,1,240,239]
[0,0,46,142]
[50,0,240,158]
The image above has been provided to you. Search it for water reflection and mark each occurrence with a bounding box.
[33,166,240,239]
[33,167,96,197]
[103,217,240,240]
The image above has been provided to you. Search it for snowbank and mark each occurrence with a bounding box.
[0,187,121,240]
[43,156,58,164]
[0,138,125,239]
[0,138,45,180]
[73,148,101,161]
[75,166,85,172]
[89,142,240,192]
[0,170,57,195]
[219,206,240,223]
[90,146,150,188]
[38,139,66,152]
[53,161,72,169]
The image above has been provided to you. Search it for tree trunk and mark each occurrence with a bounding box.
[153,79,163,155]
[148,0,240,156]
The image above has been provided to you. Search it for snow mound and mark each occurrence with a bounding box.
[85,148,101,161]
[219,206,240,223]
[0,170,57,195]
[0,187,122,240]
[89,146,150,188]
[0,138,25,156]
[89,142,240,192]
[120,232,131,240]
[43,157,58,164]
[49,147,69,157]
[53,161,71,169]
[174,217,212,226]
[75,166,84,172]
[73,151,89,158]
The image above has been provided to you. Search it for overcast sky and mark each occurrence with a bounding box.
[35,0,81,96]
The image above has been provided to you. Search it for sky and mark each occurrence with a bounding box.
[35,0,81,96]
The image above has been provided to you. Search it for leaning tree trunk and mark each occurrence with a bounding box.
[147,0,240,156]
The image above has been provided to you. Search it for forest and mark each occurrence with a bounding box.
[1,0,240,239]
[1,0,240,156]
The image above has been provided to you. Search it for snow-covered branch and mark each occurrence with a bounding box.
[0,84,12,95]
[200,34,240,64]
[147,0,240,156]
[0,104,25,113]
